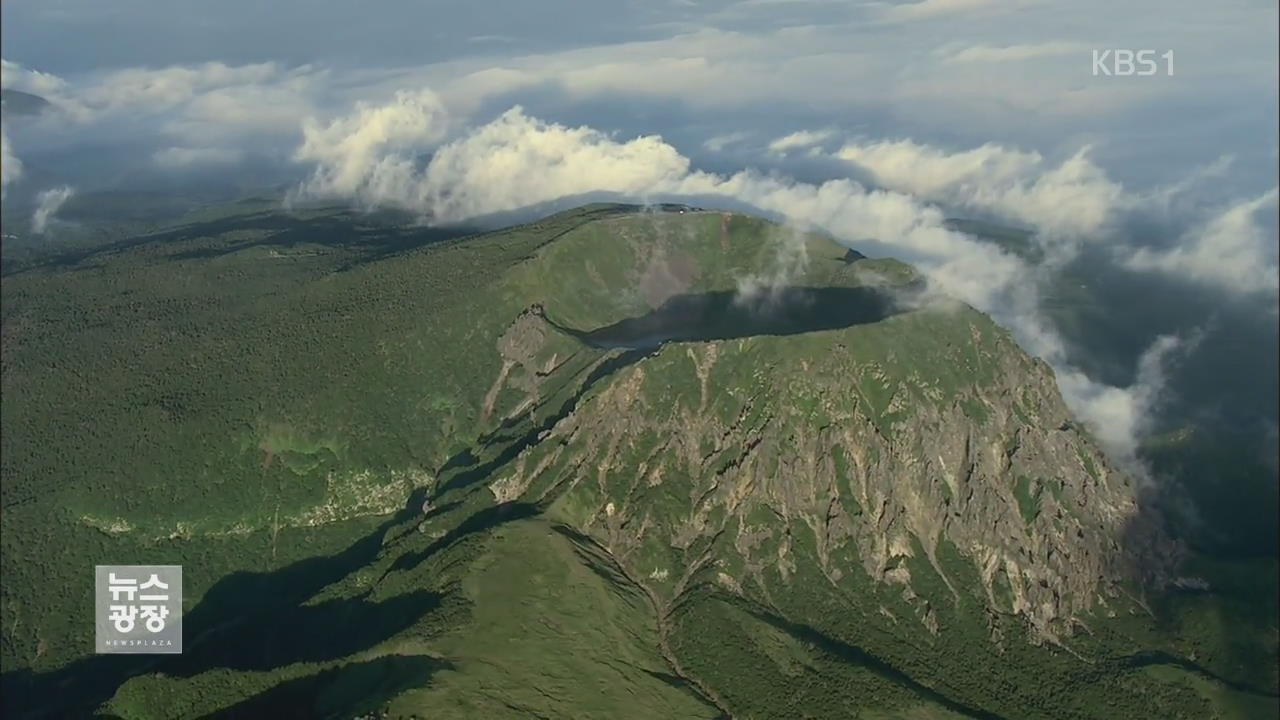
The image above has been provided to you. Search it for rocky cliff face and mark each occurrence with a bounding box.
[453,211,1174,644]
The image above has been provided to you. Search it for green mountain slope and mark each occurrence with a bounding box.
[1,204,1275,718]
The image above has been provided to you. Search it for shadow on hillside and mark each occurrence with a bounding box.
[548,285,907,350]
[733,598,1002,720]
[197,655,454,719]
[1114,457,1280,699]
[3,209,477,276]
[0,489,445,718]
[432,347,652,499]
[386,502,541,577]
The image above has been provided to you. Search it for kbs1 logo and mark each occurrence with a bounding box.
[1092,49,1174,76]
[95,565,183,654]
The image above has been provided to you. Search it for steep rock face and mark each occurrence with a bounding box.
[465,230,1170,640]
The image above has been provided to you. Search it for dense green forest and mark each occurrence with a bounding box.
[1,203,1275,718]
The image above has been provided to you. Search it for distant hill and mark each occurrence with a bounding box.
[0,88,52,117]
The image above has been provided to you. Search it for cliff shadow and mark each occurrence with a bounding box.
[547,285,906,350]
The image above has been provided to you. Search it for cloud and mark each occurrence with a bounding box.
[4,28,1255,477]
[836,139,1040,197]
[78,62,286,115]
[1056,334,1188,464]
[152,146,246,169]
[32,185,75,233]
[1,59,68,98]
[293,103,690,218]
[291,89,449,208]
[943,41,1086,64]
[767,128,836,154]
[164,72,324,143]
[0,3,1270,483]
[3,59,290,120]
[734,224,810,309]
[1124,188,1280,295]
[2,59,327,168]
[3,0,1274,200]
[402,18,1178,130]
[880,0,1010,22]
[300,102,983,268]
[0,0,1270,515]
[294,98,1248,470]
[834,139,1127,240]
[290,98,1033,321]
[1,129,21,198]
[425,107,698,220]
[1139,154,1235,219]
[703,131,752,152]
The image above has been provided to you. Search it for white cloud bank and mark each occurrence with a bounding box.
[290,95,1177,458]
[1125,188,1279,296]
[32,185,75,233]
[2,60,316,124]
[1057,334,1188,465]
[0,0,1272,477]
[2,59,327,168]
[834,139,1126,241]
[2,55,1252,461]
[0,31,1268,464]
[292,89,449,208]
[1,59,68,100]
[1,129,20,198]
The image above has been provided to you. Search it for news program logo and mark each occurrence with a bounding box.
[95,565,183,654]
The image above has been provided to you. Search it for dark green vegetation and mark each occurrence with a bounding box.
[953,219,1280,716]
[2,203,1276,718]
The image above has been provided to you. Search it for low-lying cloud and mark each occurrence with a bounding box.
[0,128,20,198]
[292,89,449,209]
[1,59,328,181]
[284,89,1277,465]
[768,129,836,155]
[31,185,74,233]
[1057,334,1189,466]
[1125,188,1279,296]
[834,139,1126,242]
[294,104,691,219]
[734,224,811,310]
